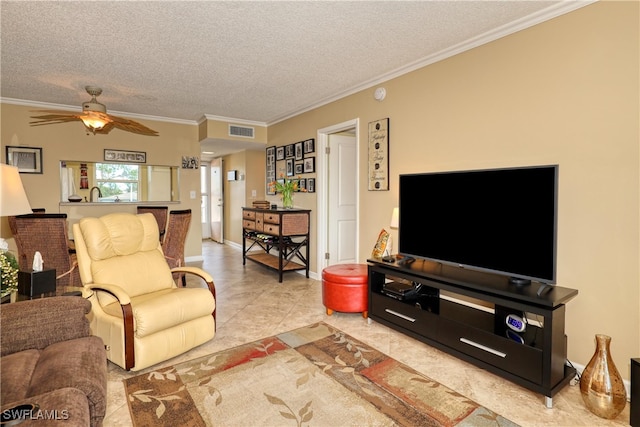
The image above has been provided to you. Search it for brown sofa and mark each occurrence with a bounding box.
[0,297,107,426]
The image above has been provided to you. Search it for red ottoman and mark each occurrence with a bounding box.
[322,264,368,318]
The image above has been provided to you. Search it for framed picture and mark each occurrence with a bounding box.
[307,178,315,193]
[303,138,315,154]
[294,162,304,175]
[286,159,294,176]
[276,146,285,161]
[285,144,294,158]
[104,149,146,163]
[5,146,42,174]
[266,146,276,194]
[303,156,315,173]
[295,141,303,160]
[368,118,389,191]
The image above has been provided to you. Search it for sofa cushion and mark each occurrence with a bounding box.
[27,336,107,424]
[1,349,40,404]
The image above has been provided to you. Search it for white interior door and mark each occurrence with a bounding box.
[209,158,223,243]
[327,134,358,267]
[200,164,211,239]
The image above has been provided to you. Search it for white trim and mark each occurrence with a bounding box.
[316,119,360,273]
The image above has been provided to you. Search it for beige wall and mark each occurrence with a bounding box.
[1,1,637,379]
[265,2,639,378]
[1,104,204,259]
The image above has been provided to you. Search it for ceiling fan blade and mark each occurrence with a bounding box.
[109,114,159,136]
[30,113,83,126]
[30,109,158,136]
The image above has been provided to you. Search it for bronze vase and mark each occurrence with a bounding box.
[580,334,627,419]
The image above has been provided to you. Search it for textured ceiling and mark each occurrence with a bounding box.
[1,1,589,155]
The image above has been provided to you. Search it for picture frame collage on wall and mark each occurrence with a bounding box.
[266,138,315,195]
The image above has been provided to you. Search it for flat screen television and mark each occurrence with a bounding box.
[398,165,558,285]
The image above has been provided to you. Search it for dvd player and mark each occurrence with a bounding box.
[381,281,423,300]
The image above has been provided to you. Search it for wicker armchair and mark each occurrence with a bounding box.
[8,213,80,295]
[136,206,168,241]
[162,209,191,286]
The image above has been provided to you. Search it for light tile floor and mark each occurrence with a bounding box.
[103,241,631,426]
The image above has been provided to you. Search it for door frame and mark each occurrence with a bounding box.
[316,118,360,273]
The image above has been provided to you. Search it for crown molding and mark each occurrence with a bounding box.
[266,0,597,126]
[1,97,198,126]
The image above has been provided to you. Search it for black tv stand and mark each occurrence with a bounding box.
[367,257,578,408]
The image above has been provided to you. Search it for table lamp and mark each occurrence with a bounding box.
[1,164,32,217]
[382,207,399,262]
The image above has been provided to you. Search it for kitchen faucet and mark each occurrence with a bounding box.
[90,186,102,202]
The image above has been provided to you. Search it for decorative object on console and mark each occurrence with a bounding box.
[371,229,390,259]
[29,86,159,136]
[270,173,305,209]
[580,334,627,419]
[368,118,389,191]
[382,207,400,262]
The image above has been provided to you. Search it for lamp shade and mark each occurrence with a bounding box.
[390,207,399,229]
[0,164,32,216]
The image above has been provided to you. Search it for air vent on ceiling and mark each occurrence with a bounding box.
[229,124,255,138]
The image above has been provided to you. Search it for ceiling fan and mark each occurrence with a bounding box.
[30,86,159,136]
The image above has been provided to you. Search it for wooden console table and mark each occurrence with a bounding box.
[242,207,310,282]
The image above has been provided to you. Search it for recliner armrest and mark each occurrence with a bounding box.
[0,297,91,356]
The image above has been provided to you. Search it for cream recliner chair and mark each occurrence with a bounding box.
[73,212,216,371]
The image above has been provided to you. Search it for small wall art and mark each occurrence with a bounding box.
[368,118,389,191]
[181,156,199,169]
[5,146,42,174]
[105,149,146,163]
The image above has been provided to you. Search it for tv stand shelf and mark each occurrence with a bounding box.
[367,257,578,408]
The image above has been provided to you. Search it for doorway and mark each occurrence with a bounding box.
[209,158,223,243]
[316,119,359,272]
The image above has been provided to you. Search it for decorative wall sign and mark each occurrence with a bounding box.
[105,149,146,163]
[368,118,389,191]
[266,146,276,194]
[6,146,43,174]
[181,156,199,169]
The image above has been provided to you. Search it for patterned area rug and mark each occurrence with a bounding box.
[124,322,519,426]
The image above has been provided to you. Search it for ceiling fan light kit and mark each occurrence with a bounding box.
[29,86,159,137]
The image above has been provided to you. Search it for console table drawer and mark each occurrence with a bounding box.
[438,319,542,384]
[371,293,437,339]
[263,224,280,235]
[264,213,280,224]
[243,220,256,230]
[243,210,256,220]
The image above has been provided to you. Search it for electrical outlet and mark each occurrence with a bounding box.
[190,190,196,199]
[251,190,257,197]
